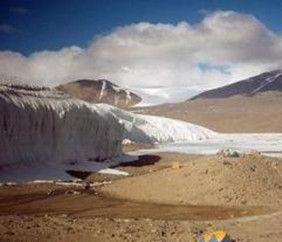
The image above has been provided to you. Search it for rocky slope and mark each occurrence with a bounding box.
[190,70,282,100]
[56,79,141,108]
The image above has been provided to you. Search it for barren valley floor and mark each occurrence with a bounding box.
[1,153,282,242]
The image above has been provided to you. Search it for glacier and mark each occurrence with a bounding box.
[0,84,124,179]
[99,104,217,144]
[0,83,217,182]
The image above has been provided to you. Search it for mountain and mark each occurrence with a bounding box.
[190,70,282,100]
[56,79,141,108]
[134,70,282,133]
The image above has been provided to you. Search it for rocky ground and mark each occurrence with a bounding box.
[1,152,282,241]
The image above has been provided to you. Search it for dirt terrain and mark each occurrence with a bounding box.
[1,152,282,241]
[132,92,282,133]
[103,154,282,208]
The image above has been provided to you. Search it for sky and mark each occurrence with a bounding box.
[1,0,282,89]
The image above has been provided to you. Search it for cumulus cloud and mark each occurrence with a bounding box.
[1,10,282,89]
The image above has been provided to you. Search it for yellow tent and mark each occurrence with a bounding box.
[197,230,233,242]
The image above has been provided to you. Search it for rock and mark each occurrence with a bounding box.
[84,182,91,190]
[47,189,54,195]
[172,162,181,170]
[65,190,80,195]
[217,149,240,158]
[4,231,15,236]
[122,139,135,145]
[248,149,261,155]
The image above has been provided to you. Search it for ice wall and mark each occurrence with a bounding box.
[99,104,217,144]
[0,84,123,167]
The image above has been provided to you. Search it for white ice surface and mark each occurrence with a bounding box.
[0,154,136,182]
[0,86,124,167]
[0,85,140,182]
[100,104,217,144]
[64,160,129,176]
[129,133,282,158]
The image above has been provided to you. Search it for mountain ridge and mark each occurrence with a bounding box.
[190,70,282,100]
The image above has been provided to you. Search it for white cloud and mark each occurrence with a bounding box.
[1,10,282,89]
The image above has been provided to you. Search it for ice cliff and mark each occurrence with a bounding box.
[0,84,123,167]
[100,104,217,144]
[0,84,217,167]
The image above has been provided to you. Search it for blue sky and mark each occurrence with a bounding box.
[1,0,282,55]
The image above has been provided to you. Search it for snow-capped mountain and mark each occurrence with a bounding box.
[56,79,142,108]
[190,70,282,100]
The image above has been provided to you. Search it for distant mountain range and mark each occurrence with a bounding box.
[190,70,282,100]
[56,79,141,108]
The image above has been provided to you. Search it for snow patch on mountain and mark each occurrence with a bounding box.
[99,80,107,100]
[125,90,131,105]
[250,72,282,95]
